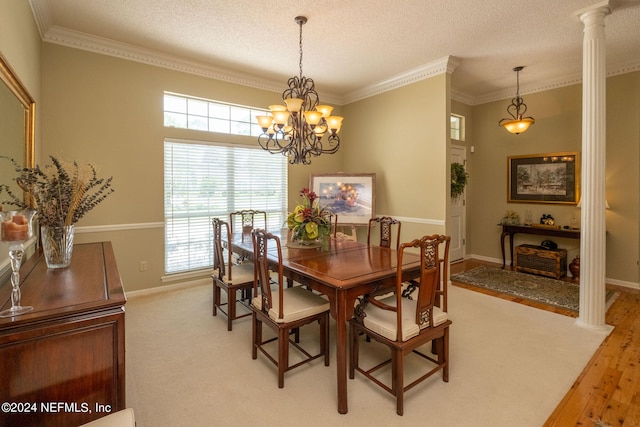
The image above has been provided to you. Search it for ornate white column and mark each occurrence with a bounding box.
[575,1,612,331]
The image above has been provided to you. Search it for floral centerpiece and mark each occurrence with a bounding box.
[1,156,114,268]
[287,188,333,242]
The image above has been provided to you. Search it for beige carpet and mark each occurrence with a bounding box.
[125,283,609,426]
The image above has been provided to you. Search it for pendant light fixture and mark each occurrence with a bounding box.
[255,16,343,165]
[499,66,535,135]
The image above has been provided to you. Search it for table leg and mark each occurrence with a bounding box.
[509,233,514,267]
[500,231,508,268]
[335,293,348,414]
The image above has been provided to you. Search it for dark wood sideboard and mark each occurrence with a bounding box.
[500,224,580,268]
[0,242,126,427]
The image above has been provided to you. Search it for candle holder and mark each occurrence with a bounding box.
[0,209,36,318]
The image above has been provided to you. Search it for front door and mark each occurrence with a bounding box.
[450,145,466,262]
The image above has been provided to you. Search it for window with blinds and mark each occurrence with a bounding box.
[164,139,288,274]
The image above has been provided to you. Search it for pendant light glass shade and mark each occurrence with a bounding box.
[499,66,535,135]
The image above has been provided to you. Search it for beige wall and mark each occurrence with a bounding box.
[40,43,348,291]
[462,72,640,286]
[0,0,41,111]
[341,74,449,242]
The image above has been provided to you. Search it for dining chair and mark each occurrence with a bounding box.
[322,211,338,238]
[211,218,255,331]
[349,234,452,415]
[250,228,330,388]
[229,209,267,235]
[367,216,402,250]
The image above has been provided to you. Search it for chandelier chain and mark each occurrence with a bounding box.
[298,18,304,79]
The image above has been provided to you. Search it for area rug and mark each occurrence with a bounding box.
[125,283,609,426]
[451,266,614,311]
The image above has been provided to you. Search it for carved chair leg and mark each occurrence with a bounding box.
[349,324,358,379]
[443,329,450,382]
[227,288,236,331]
[212,282,220,316]
[393,350,404,416]
[251,313,259,360]
[278,328,289,388]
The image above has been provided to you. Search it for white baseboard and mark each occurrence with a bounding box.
[126,277,209,299]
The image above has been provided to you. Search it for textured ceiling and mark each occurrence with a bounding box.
[29,0,640,105]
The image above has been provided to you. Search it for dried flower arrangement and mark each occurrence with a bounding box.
[0,156,114,227]
[504,210,520,219]
[501,209,520,225]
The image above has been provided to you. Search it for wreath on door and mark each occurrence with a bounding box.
[451,162,469,199]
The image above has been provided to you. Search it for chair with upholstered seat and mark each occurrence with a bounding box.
[251,229,330,388]
[349,234,452,415]
[367,216,401,249]
[212,218,255,331]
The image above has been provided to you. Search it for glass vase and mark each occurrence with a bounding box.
[0,209,36,318]
[41,225,75,269]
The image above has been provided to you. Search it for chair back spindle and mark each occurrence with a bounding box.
[252,229,285,320]
[367,216,402,249]
[212,218,231,280]
[230,209,267,236]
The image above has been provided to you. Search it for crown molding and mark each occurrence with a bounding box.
[472,58,640,106]
[43,26,290,93]
[28,0,51,39]
[29,1,640,108]
[451,90,477,106]
[340,56,461,105]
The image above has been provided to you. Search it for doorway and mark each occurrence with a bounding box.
[450,145,467,262]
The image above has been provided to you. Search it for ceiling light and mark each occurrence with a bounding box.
[256,16,343,165]
[499,66,535,135]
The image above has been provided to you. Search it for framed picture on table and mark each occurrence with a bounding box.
[310,173,375,224]
[508,152,580,204]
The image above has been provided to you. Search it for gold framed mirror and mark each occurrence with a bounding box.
[0,52,35,282]
[0,52,35,173]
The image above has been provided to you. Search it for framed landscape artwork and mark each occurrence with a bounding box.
[310,173,375,224]
[508,152,580,204]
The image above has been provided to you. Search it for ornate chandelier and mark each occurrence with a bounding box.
[256,16,343,165]
[499,66,535,135]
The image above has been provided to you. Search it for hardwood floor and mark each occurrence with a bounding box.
[450,259,640,427]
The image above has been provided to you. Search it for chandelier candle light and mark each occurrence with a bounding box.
[499,66,535,135]
[256,16,343,165]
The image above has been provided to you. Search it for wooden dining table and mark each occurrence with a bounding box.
[227,230,422,414]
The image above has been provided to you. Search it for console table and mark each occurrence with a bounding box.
[500,224,580,268]
[0,242,126,427]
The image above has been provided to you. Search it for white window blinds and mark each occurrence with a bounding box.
[164,139,288,274]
